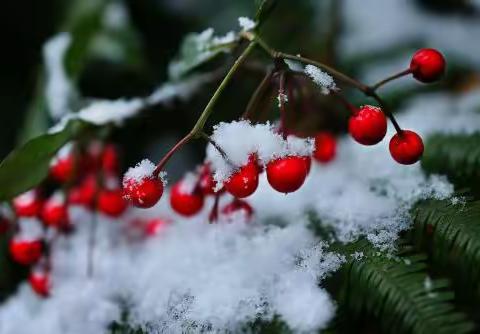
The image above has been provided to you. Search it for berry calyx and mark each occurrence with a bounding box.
[221,199,254,223]
[170,181,204,216]
[313,132,337,163]
[40,195,70,229]
[224,155,259,198]
[389,130,424,165]
[123,176,164,209]
[68,175,97,208]
[50,154,75,183]
[410,48,446,83]
[266,156,309,193]
[348,105,387,145]
[29,270,50,297]
[97,189,128,217]
[13,190,43,217]
[9,238,43,265]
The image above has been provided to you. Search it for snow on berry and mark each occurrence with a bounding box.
[13,190,43,217]
[304,64,337,95]
[123,159,165,208]
[49,143,75,183]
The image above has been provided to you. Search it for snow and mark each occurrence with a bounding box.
[238,17,256,31]
[43,33,74,120]
[123,159,157,183]
[16,218,44,241]
[304,64,337,95]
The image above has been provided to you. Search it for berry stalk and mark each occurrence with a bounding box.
[371,68,412,91]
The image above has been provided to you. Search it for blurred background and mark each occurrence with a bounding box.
[1,0,480,301]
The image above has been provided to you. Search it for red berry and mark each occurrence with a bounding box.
[313,132,337,163]
[123,177,164,209]
[40,195,70,229]
[410,48,446,83]
[50,154,75,183]
[221,199,254,223]
[266,156,308,193]
[13,190,43,217]
[68,175,97,208]
[9,239,43,265]
[170,181,204,217]
[224,155,260,198]
[101,144,120,174]
[389,130,424,165]
[97,189,128,217]
[302,156,312,173]
[144,218,170,236]
[198,165,218,196]
[348,105,387,145]
[29,270,50,297]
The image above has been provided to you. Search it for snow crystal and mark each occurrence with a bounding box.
[277,92,288,107]
[304,64,337,95]
[43,33,74,120]
[124,159,156,183]
[238,17,256,31]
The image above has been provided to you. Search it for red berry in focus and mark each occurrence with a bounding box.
[224,155,260,198]
[40,195,70,229]
[313,132,337,163]
[50,154,75,183]
[97,189,128,217]
[266,156,309,193]
[221,199,254,223]
[170,181,204,217]
[101,144,120,174]
[144,218,170,236]
[389,130,424,165]
[123,177,164,209]
[348,105,387,145]
[13,190,43,217]
[68,175,97,208]
[9,238,43,265]
[410,48,446,83]
[29,270,50,297]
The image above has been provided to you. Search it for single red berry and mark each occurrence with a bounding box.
[313,132,337,163]
[410,48,446,83]
[389,130,424,165]
[198,165,218,196]
[224,155,260,198]
[221,199,254,223]
[13,190,43,217]
[97,189,128,217]
[302,156,312,174]
[170,181,204,216]
[144,218,170,236]
[68,175,97,208]
[40,195,70,229]
[123,177,164,209]
[29,270,50,297]
[349,105,387,145]
[9,238,43,265]
[266,156,309,193]
[50,154,75,183]
[101,144,120,174]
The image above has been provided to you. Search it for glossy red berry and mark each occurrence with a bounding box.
[302,156,312,174]
[29,270,50,297]
[50,154,75,183]
[348,105,387,145]
[97,189,128,217]
[410,48,446,83]
[170,181,204,216]
[13,190,43,217]
[389,130,424,165]
[9,239,43,265]
[40,195,70,229]
[144,218,170,236]
[68,175,97,208]
[266,156,309,193]
[313,132,337,163]
[224,155,260,198]
[123,176,164,209]
[221,199,254,223]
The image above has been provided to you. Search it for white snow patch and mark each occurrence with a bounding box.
[304,64,337,95]
[124,159,157,183]
[16,218,44,241]
[238,17,257,31]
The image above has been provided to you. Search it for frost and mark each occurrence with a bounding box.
[238,17,256,31]
[43,33,74,120]
[304,64,337,95]
[124,159,157,183]
[277,92,288,107]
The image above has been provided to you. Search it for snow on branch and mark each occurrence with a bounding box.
[304,64,337,95]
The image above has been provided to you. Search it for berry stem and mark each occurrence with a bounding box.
[199,132,234,167]
[277,71,288,137]
[208,193,221,224]
[331,90,358,115]
[370,68,412,91]
[153,132,194,177]
[242,68,274,121]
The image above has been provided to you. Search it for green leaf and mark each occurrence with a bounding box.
[0,120,86,201]
[168,29,236,80]
[255,0,278,26]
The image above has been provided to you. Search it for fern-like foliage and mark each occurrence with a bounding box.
[421,133,480,190]
[331,239,475,334]
[411,199,480,304]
